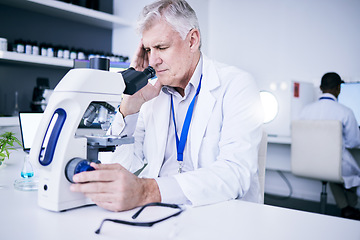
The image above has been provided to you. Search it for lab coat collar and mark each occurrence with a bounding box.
[319,93,337,101]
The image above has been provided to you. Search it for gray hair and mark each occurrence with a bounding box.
[137,0,201,47]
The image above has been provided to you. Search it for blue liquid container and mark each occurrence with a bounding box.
[21,156,34,179]
[21,171,34,178]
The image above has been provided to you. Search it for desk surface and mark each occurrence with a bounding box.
[1,151,360,240]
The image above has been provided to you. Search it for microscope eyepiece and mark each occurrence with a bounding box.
[143,66,156,79]
[122,66,156,95]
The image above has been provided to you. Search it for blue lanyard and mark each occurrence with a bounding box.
[171,74,202,171]
[319,97,335,101]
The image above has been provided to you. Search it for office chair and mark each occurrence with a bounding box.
[291,120,343,214]
[258,131,268,204]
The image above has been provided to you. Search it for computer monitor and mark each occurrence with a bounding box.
[73,59,130,72]
[338,83,360,126]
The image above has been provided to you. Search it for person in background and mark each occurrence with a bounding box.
[300,72,360,220]
[70,0,263,211]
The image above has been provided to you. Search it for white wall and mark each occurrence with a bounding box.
[208,0,360,136]
[208,0,360,83]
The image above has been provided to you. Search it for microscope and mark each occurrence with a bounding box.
[29,58,155,212]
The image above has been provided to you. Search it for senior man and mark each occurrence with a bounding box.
[71,0,263,212]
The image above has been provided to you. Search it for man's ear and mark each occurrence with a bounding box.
[188,29,201,52]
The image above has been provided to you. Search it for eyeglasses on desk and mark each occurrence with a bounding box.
[95,202,184,234]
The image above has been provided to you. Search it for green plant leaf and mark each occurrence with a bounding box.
[0,131,22,162]
[14,138,22,146]
[5,148,10,158]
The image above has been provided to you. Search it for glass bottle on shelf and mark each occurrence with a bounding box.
[12,91,19,116]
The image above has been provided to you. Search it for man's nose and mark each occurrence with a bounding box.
[148,51,162,66]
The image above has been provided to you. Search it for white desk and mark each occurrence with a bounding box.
[1,151,360,240]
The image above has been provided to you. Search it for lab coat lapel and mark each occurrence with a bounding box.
[190,58,220,168]
[151,91,170,176]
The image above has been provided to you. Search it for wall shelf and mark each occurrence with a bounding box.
[0,117,19,127]
[0,51,73,68]
[0,0,133,29]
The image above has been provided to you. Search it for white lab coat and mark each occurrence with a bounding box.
[109,55,264,206]
[300,93,360,189]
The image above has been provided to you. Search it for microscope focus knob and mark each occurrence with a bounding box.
[65,158,101,183]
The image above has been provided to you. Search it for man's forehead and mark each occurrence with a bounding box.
[143,36,170,48]
[142,20,179,47]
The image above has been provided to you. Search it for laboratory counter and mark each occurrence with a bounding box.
[1,151,360,240]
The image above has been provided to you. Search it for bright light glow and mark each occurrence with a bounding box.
[280,82,288,90]
[260,91,279,123]
[270,83,277,91]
